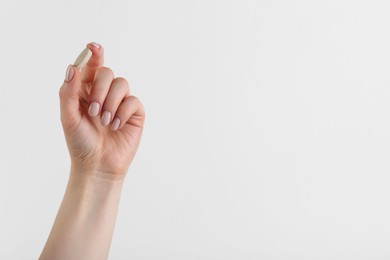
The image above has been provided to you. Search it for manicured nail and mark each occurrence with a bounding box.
[65,65,74,82]
[88,102,100,117]
[89,42,100,48]
[101,111,111,126]
[111,117,120,131]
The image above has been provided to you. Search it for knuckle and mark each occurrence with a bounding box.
[128,96,143,111]
[123,96,138,109]
[128,95,139,103]
[115,77,128,86]
[114,77,130,92]
[97,67,114,78]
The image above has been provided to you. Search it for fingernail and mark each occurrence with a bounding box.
[111,117,120,131]
[88,102,100,117]
[101,111,111,126]
[89,42,100,48]
[65,65,74,82]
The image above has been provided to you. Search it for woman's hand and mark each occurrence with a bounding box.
[59,43,145,180]
[40,43,145,259]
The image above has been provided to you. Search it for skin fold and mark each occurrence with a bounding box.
[39,42,145,260]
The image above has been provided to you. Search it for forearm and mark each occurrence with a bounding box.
[40,168,124,260]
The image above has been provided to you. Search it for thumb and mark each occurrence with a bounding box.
[59,65,82,129]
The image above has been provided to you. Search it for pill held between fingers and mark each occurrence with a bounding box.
[73,47,92,70]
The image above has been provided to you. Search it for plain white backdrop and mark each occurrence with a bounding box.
[1,0,390,259]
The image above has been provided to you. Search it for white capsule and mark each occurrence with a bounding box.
[74,47,92,70]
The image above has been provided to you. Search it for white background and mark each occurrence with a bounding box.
[1,0,390,259]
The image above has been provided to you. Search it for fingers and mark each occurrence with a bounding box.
[111,96,145,131]
[59,65,82,129]
[100,78,130,126]
[86,66,144,131]
[80,42,104,83]
[88,67,114,117]
[60,44,144,133]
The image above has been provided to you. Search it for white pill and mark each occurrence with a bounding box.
[74,47,92,70]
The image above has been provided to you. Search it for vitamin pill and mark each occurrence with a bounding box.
[74,47,92,70]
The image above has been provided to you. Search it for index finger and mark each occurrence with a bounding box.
[80,42,104,83]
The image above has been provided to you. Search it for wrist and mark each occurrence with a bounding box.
[70,164,126,182]
[68,167,125,196]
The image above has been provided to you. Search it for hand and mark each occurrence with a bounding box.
[59,43,145,180]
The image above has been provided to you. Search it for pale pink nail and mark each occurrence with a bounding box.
[90,42,100,48]
[88,102,100,117]
[65,65,74,82]
[101,111,111,126]
[111,118,120,131]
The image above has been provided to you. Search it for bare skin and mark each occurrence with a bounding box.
[40,42,145,260]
